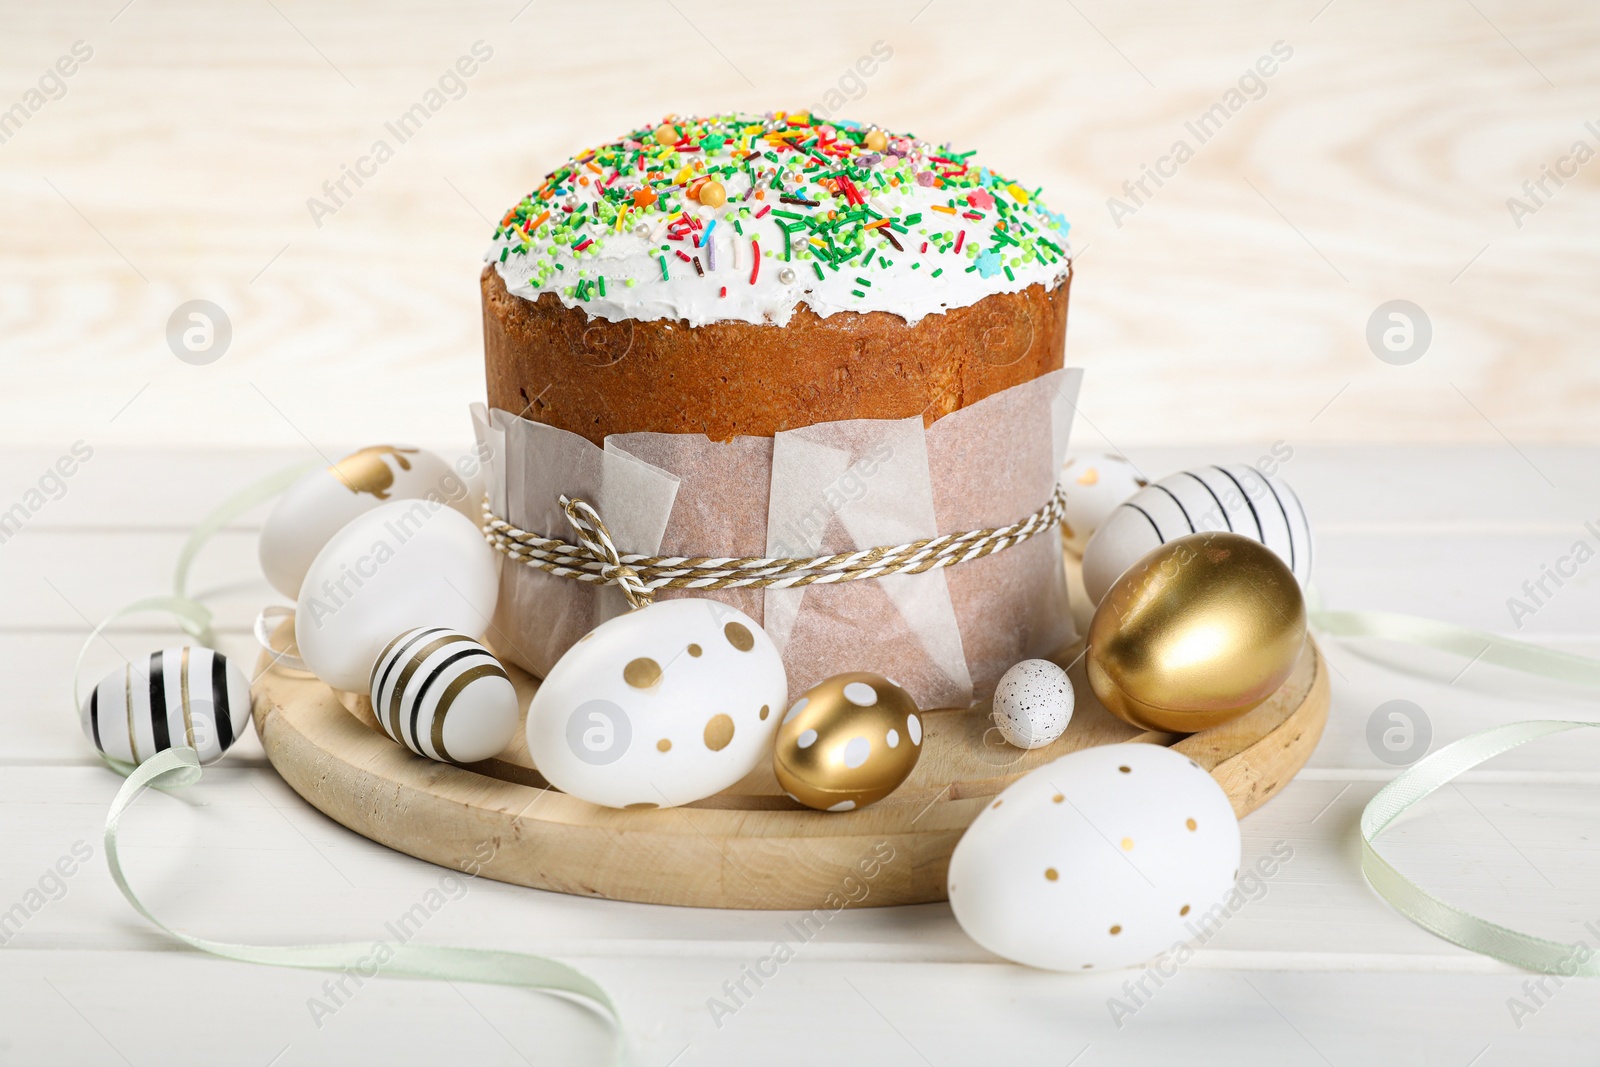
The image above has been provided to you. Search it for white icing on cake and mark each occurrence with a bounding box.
[485,112,1072,328]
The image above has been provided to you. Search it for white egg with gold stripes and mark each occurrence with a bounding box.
[369,627,519,764]
[80,647,252,765]
[1082,464,1313,606]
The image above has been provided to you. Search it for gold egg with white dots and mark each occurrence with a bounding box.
[773,672,923,812]
[525,598,788,809]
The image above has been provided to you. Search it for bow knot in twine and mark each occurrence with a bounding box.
[558,494,654,609]
[481,487,1071,608]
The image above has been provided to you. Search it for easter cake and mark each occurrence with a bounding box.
[482,112,1073,442]
[476,112,1079,710]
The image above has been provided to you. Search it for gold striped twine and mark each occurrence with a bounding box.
[480,487,1068,609]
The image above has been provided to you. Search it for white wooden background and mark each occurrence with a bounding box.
[3,444,1600,1065]
[2,0,1599,448]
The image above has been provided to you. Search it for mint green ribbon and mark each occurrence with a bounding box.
[1314,608,1600,687]
[80,459,623,1052]
[107,748,621,1025]
[1359,718,1600,975]
[1312,608,1600,977]
[171,459,325,603]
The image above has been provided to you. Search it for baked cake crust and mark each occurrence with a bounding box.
[482,264,1071,443]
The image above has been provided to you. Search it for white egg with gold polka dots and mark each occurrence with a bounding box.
[524,597,788,809]
[1060,452,1150,556]
[947,742,1240,971]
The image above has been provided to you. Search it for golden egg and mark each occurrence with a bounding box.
[774,673,923,812]
[1086,532,1306,734]
[863,129,888,152]
[653,123,678,145]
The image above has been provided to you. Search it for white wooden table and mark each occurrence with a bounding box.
[4,444,1599,1066]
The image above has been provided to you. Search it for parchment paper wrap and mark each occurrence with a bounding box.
[472,367,1083,710]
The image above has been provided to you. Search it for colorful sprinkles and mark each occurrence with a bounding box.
[489,111,1072,308]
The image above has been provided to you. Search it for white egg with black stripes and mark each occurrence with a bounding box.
[369,627,519,764]
[81,647,252,765]
[1082,464,1312,606]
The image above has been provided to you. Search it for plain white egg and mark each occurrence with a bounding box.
[295,499,498,693]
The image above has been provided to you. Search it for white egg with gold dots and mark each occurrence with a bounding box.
[81,647,252,766]
[947,742,1241,971]
[1060,452,1150,556]
[524,598,788,809]
[369,628,519,764]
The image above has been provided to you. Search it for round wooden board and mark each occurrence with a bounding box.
[250,618,1329,910]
